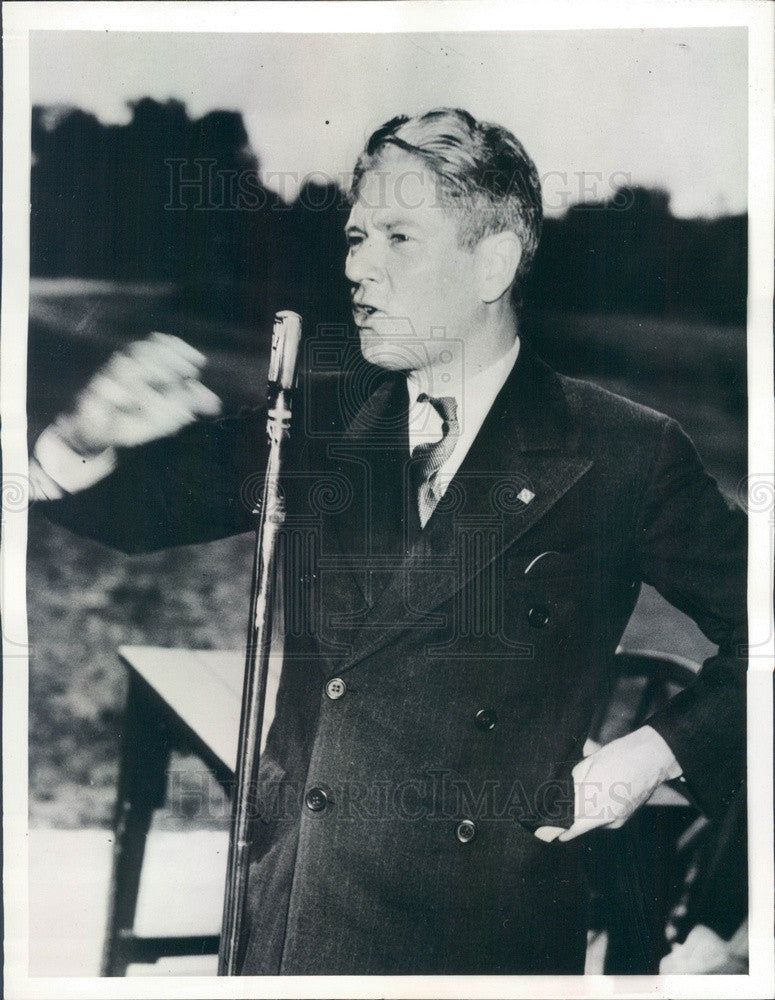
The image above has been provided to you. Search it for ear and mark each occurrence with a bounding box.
[474,231,523,303]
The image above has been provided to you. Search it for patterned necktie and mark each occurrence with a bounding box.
[410,393,460,528]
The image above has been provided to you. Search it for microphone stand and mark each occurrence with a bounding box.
[218,311,302,976]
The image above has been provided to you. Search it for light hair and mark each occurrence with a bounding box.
[350,108,543,291]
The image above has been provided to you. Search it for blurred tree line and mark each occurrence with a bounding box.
[31,98,747,328]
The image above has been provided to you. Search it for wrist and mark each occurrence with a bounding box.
[53,415,109,459]
[34,424,117,494]
[639,725,683,781]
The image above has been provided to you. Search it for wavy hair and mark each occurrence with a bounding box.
[350,108,543,290]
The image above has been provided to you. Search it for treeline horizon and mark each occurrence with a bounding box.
[31,98,747,329]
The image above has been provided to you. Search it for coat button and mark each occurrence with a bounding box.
[475,708,498,731]
[305,787,328,813]
[456,819,477,843]
[325,677,346,700]
[528,604,550,628]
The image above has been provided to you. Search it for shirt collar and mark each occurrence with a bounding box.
[406,337,521,449]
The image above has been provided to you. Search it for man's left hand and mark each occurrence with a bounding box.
[535,725,682,843]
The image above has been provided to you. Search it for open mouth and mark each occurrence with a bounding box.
[352,303,383,323]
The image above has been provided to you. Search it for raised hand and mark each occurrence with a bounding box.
[53,332,222,456]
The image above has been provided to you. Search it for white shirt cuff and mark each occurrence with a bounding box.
[33,425,117,494]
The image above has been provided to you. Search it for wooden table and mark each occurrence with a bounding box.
[100,646,282,977]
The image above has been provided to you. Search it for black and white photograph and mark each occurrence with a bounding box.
[2,2,773,997]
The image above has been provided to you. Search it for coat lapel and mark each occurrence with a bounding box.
[335,342,593,674]
[308,372,413,668]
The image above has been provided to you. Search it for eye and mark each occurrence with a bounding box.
[346,232,364,249]
[389,232,409,245]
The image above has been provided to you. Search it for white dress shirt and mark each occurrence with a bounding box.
[406,337,520,500]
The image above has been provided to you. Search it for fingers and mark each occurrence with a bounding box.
[147,331,207,366]
[555,733,670,843]
[108,338,200,392]
[534,733,673,845]
[62,332,222,453]
[555,755,618,841]
[96,353,220,418]
[533,825,565,843]
[557,817,598,841]
[186,377,223,416]
[533,819,596,843]
[125,334,204,381]
[533,755,595,842]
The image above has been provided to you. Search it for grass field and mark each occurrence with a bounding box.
[25,279,745,828]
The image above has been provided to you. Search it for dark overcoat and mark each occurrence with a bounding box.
[46,342,747,975]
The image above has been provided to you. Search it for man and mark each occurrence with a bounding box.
[31,108,746,975]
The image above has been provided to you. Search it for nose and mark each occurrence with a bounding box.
[345,236,384,287]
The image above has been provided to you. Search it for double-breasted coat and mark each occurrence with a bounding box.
[46,341,747,975]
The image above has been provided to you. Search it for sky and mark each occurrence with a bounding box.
[30,27,747,217]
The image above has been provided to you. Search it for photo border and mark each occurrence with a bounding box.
[3,3,773,998]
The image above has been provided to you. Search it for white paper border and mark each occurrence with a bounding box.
[3,3,773,998]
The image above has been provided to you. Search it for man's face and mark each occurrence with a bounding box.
[345,149,481,373]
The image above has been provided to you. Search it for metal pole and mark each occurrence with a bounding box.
[218,311,302,975]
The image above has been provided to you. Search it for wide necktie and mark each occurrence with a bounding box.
[410,393,460,528]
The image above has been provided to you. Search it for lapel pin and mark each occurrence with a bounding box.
[518,488,535,505]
